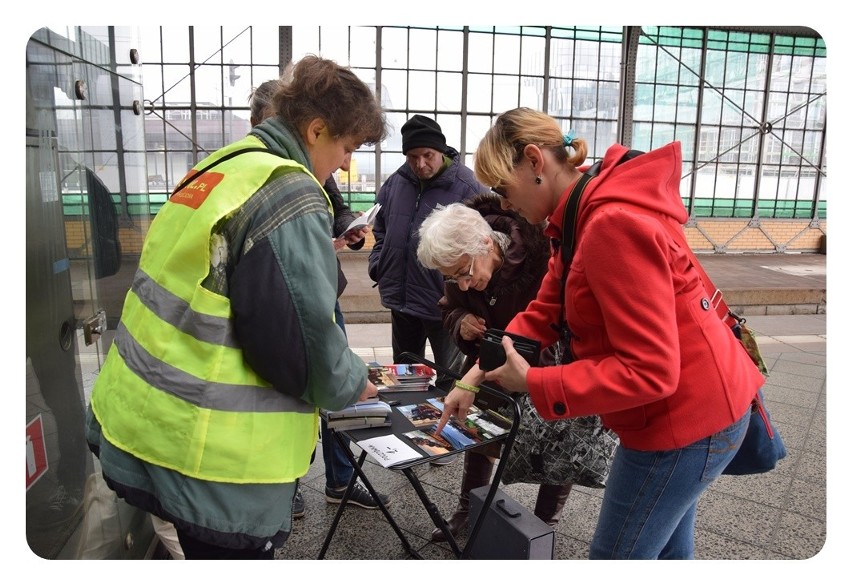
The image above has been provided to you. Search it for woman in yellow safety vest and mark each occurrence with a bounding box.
[85,55,388,559]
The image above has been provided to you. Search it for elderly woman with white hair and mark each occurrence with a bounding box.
[416,193,573,541]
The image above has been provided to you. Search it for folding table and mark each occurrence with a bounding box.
[317,354,520,560]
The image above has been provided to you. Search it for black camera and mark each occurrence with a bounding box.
[479,329,541,371]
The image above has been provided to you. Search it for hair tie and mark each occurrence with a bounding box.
[563,130,576,147]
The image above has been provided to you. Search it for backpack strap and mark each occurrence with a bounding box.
[171,147,273,197]
[550,149,643,342]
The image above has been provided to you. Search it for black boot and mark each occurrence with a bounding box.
[533,483,573,527]
[431,451,494,542]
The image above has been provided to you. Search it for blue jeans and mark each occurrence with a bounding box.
[321,302,355,490]
[589,408,750,559]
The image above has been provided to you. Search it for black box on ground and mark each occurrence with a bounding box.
[468,485,554,559]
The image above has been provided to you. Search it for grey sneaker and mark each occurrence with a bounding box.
[292,487,305,519]
[325,483,391,510]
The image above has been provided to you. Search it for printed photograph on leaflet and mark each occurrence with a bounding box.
[400,397,511,451]
[397,400,444,428]
[404,429,453,457]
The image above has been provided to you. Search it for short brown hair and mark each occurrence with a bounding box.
[273,55,387,145]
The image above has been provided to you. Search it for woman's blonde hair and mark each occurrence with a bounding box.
[474,107,588,188]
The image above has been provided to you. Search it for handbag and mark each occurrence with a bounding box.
[498,393,619,488]
[496,340,618,488]
[722,388,787,475]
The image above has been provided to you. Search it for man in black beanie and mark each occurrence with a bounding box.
[369,115,486,451]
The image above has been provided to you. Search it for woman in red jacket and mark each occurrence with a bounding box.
[436,107,764,559]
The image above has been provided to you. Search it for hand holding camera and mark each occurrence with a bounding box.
[479,328,541,371]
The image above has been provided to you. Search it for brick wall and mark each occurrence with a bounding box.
[684,218,826,253]
[65,217,827,256]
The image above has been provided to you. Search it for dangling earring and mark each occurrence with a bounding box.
[535,175,542,184]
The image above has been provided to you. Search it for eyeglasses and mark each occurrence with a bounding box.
[443,256,475,284]
[490,185,507,198]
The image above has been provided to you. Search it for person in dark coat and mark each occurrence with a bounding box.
[416,194,573,541]
[368,115,487,393]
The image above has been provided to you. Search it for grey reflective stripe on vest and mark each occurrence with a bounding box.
[132,268,239,348]
[114,322,314,414]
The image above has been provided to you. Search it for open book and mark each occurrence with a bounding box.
[337,203,382,239]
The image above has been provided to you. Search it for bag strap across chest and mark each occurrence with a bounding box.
[550,149,643,343]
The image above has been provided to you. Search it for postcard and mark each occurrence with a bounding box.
[404,429,453,457]
[397,401,444,428]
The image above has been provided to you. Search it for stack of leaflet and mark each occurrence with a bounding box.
[367,363,435,392]
[322,398,393,431]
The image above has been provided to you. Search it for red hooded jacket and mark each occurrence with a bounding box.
[506,141,764,451]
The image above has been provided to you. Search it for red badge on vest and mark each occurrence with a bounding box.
[170,171,225,209]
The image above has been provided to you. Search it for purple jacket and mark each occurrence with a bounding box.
[368,148,486,320]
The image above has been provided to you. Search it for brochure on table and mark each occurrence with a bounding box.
[355,434,423,468]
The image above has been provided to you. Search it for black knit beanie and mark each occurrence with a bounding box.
[401,115,447,154]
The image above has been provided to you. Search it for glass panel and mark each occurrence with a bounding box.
[381,27,409,70]
[160,26,189,62]
[435,114,462,152]
[27,27,156,559]
[292,26,321,58]
[519,76,543,110]
[221,25,252,66]
[381,69,409,111]
[548,78,572,117]
[409,28,437,70]
[468,31,495,74]
[520,35,546,76]
[380,150,405,183]
[319,25,351,63]
[492,75,520,113]
[466,114,495,154]
[251,26,281,64]
[408,70,436,110]
[193,26,225,66]
[493,33,521,75]
[384,111,409,152]
[436,72,463,111]
[350,27,377,68]
[195,63,225,107]
[437,29,464,71]
[466,73,494,113]
[130,24,826,225]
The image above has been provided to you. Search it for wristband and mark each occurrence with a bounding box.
[454,381,480,394]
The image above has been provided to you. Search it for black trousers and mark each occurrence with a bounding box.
[176,529,276,560]
[390,310,464,391]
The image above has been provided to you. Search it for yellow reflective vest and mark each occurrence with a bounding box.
[91,135,329,484]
